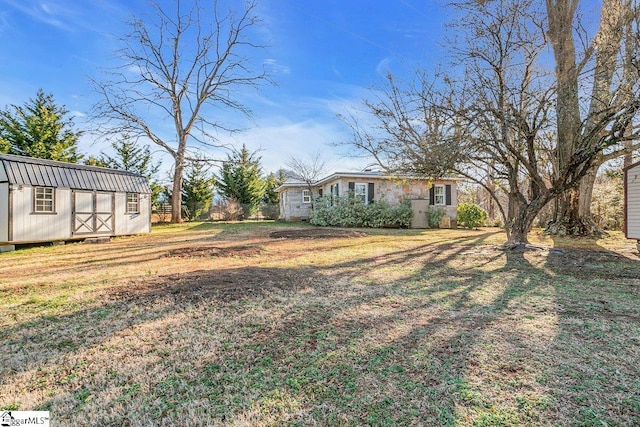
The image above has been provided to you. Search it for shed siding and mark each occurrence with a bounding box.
[12,186,72,242]
[627,164,640,239]
[0,183,8,243]
[114,192,151,235]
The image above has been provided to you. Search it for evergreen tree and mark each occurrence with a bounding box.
[216,145,266,219]
[99,136,159,177]
[263,170,286,204]
[182,161,215,220]
[0,89,82,162]
[84,156,108,167]
[97,136,164,212]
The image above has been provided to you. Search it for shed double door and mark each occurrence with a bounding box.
[73,191,115,235]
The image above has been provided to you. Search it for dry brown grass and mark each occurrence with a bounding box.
[1,222,639,426]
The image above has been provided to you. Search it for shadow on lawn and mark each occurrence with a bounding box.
[4,231,640,425]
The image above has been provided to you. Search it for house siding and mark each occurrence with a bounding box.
[280,188,312,221]
[626,163,640,239]
[277,173,459,226]
[318,177,458,220]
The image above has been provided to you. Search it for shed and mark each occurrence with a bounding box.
[624,161,640,246]
[0,154,151,250]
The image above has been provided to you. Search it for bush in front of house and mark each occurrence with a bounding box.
[426,206,447,228]
[310,196,413,228]
[457,202,488,229]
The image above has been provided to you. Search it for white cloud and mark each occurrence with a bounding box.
[214,117,367,174]
[263,58,290,75]
[375,56,393,77]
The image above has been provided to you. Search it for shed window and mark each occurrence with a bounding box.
[34,187,54,213]
[302,189,312,204]
[126,193,140,213]
[434,185,445,205]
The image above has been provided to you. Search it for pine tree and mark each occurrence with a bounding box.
[0,89,82,162]
[215,145,266,219]
[262,170,286,204]
[99,136,159,177]
[182,161,215,220]
[96,136,164,213]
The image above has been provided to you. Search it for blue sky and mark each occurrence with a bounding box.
[0,0,451,178]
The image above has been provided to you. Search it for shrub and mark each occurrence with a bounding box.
[426,206,446,228]
[310,196,412,228]
[457,203,488,229]
[260,203,280,220]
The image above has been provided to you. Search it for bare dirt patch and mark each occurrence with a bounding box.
[108,266,320,304]
[269,228,368,239]
[165,245,263,258]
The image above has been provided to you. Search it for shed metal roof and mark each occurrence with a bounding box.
[0,154,151,193]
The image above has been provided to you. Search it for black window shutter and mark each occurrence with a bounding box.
[336,183,339,195]
[429,185,435,205]
[367,183,374,203]
[319,188,323,197]
[445,184,452,205]
[348,182,355,192]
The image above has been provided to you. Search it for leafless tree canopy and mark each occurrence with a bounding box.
[285,151,329,205]
[344,0,640,246]
[92,0,270,223]
[286,152,329,183]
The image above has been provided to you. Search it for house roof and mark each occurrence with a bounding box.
[0,154,151,193]
[275,170,460,192]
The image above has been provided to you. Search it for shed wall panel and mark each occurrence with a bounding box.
[0,164,7,182]
[114,192,151,235]
[12,187,72,242]
[627,165,640,239]
[0,183,8,243]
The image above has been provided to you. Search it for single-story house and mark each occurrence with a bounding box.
[625,161,640,247]
[276,170,459,228]
[0,154,151,251]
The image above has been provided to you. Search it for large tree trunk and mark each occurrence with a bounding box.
[171,158,184,223]
[546,0,628,236]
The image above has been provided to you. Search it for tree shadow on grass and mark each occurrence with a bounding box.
[4,230,639,426]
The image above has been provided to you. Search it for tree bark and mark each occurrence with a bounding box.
[171,157,184,223]
[546,0,630,236]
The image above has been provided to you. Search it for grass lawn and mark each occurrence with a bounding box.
[1,222,639,426]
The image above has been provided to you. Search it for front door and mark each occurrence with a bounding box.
[73,191,114,235]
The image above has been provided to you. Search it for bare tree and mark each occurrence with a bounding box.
[92,0,270,223]
[285,151,329,207]
[345,0,640,246]
[546,0,640,236]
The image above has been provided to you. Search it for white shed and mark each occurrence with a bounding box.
[0,154,151,250]
[625,161,640,244]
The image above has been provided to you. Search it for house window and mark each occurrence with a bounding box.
[126,193,140,213]
[302,189,312,204]
[434,185,445,205]
[354,183,368,204]
[34,187,54,213]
